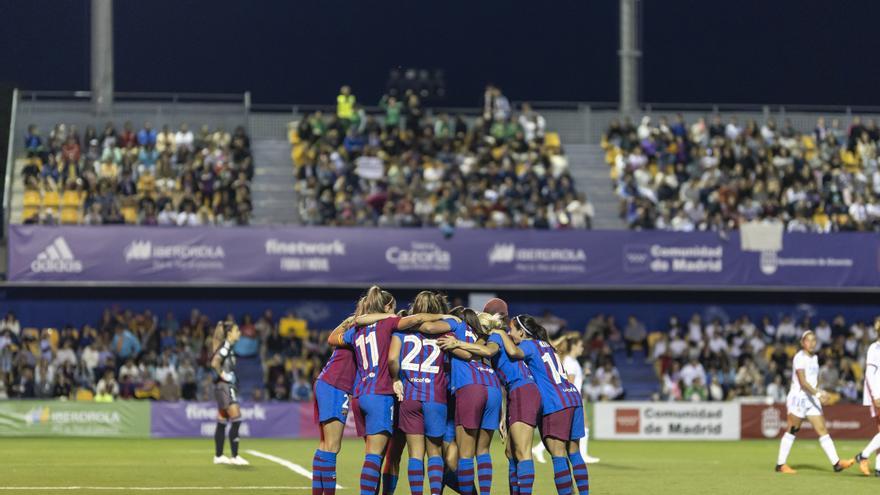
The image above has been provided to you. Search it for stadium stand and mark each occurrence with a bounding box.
[19,121,253,226]
[644,313,880,403]
[0,306,630,403]
[603,115,880,232]
[289,87,594,229]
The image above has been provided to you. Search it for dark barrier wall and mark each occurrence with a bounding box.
[9,226,880,289]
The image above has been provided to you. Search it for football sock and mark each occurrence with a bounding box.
[228,420,241,457]
[552,456,573,495]
[214,421,226,457]
[360,453,383,495]
[777,432,795,466]
[427,456,444,495]
[568,452,590,494]
[314,450,338,495]
[457,458,475,495]
[407,458,424,495]
[819,434,840,465]
[508,457,519,495]
[476,453,492,495]
[516,460,535,495]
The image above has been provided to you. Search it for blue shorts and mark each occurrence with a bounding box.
[353,393,395,436]
[444,400,456,442]
[399,399,448,439]
[482,386,503,430]
[570,406,586,440]
[314,379,350,424]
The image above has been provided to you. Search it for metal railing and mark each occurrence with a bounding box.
[20,90,249,105]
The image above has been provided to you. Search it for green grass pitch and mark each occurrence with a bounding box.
[2,438,879,494]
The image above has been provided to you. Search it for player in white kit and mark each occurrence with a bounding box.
[854,328,880,476]
[775,331,855,474]
[532,334,600,464]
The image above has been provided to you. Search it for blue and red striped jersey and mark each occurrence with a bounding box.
[316,345,357,394]
[447,318,502,392]
[343,316,401,397]
[487,332,534,393]
[519,339,581,414]
[394,332,449,404]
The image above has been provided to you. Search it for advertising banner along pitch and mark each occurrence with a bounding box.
[0,401,149,437]
[593,402,741,440]
[8,226,880,288]
[150,401,310,438]
[741,404,877,439]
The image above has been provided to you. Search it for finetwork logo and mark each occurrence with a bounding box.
[30,237,83,273]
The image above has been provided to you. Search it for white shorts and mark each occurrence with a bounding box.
[787,391,822,419]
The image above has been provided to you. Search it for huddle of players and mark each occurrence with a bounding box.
[312,287,591,495]
[776,326,880,476]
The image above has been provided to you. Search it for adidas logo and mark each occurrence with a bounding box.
[30,237,83,273]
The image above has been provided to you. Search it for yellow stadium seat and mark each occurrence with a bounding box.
[75,388,94,401]
[764,345,775,364]
[121,206,138,224]
[23,190,41,207]
[22,206,40,221]
[852,361,864,382]
[60,208,80,224]
[61,190,82,207]
[544,132,561,149]
[43,191,60,208]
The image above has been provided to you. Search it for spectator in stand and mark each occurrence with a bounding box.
[95,369,119,401]
[112,325,141,361]
[623,315,648,362]
[159,374,181,401]
[137,122,157,147]
[336,85,356,127]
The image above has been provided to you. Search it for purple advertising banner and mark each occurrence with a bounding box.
[150,401,310,438]
[8,225,880,288]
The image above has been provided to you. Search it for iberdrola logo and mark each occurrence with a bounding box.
[24,406,50,425]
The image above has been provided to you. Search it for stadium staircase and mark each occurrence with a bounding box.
[9,158,26,224]
[234,355,265,401]
[250,139,299,224]
[566,144,623,230]
[613,348,658,400]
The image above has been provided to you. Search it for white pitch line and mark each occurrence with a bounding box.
[245,449,343,489]
[0,488,311,491]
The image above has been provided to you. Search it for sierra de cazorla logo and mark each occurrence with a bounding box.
[30,237,83,273]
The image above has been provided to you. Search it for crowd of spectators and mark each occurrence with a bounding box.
[290,84,593,229]
[22,121,253,226]
[0,308,324,403]
[0,304,627,404]
[603,114,880,232]
[636,312,880,403]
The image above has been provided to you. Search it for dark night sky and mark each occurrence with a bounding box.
[1,0,878,106]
